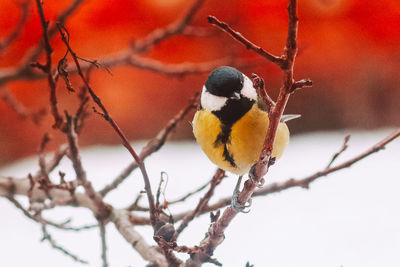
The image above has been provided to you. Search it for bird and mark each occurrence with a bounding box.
[192,66,295,211]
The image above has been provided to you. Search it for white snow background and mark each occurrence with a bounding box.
[1,129,399,267]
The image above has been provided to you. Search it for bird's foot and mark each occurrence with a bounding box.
[231,176,252,213]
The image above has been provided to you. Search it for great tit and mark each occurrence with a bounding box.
[193,66,291,176]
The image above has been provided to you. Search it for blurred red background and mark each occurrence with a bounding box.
[0,0,399,166]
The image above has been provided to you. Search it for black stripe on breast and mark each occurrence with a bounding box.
[212,99,254,168]
[214,124,236,167]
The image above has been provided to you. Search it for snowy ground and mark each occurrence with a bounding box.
[1,129,399,267]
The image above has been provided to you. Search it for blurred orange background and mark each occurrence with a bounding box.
[0,0,399,166]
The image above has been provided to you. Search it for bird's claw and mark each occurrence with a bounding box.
[231,176,252,213]
[231,196,252,213]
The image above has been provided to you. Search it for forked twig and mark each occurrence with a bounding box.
[34,0,63,128]
[326,135,351,169]
[41,224,89,265]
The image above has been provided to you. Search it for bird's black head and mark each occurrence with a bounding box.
[205,66,244,97]
[201,66,258,126]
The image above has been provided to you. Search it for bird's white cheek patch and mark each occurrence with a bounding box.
[240,75,258,101]
[201,86,227,112]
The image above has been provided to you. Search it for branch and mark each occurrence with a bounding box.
[65,113,111,218]
[0,175,95,211]
[0,0,84,86]
[34,0,63,128]
[207,16,286,68]
[132,0,206,53]
[111,209,167,267]
[0,1,30,54]
[99,220,109,267]
[100,92,199,196]
[41,224,89,265]
[289,78,313,93]
[251,73,275,113]
[5,193,95,231]
[176,169,225,235]
[0,86,46,124]
[35,144,69,177]
[167,177,212,205]
[38,133,51,183]
[0,53,241,85]
[22,0,85,66]
[326,135,350,169]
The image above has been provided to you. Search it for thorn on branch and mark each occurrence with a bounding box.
[210,210,220,223]
[289,78,313,93]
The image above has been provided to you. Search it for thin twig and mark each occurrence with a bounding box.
[6,195,95,231]
[111,209,167,266]
[0,0,223,86]
[0,52,243,86]
[0,0,84,87]
[208,16,286,68]
[132,0,206,53]
[38,144,69,176]
[0,1,30,54]
[99,220,109,267]
[65,113,111,218]
[290,78,313,93]
[326,135,351,169]
[0,86,47,124]
[22,0,85,66]
[34,0,63,128]
[252,73,275,112]
[38,133,51,183]
[168,178,211,205]
[41,224,89,264]
[177,169,225,235]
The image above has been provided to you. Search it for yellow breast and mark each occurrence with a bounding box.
[193,105,289,175]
